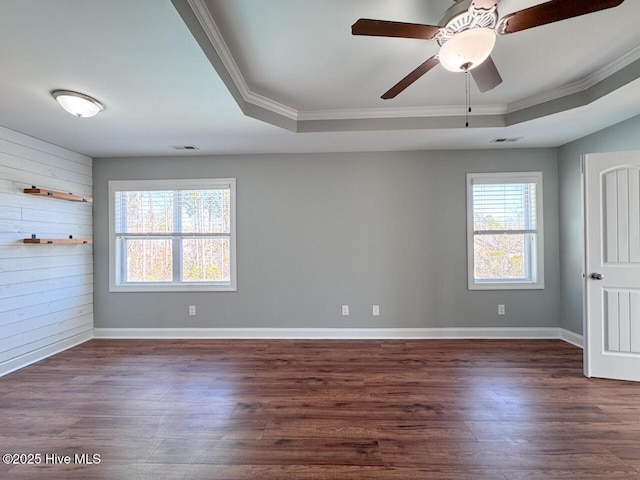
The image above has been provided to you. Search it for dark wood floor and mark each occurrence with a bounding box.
[1,339,640,479]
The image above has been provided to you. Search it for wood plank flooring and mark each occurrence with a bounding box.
[1,339,640,479]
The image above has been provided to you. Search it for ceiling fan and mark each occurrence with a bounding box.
[352,0,625,99]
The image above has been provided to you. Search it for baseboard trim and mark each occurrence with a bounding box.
[93,326,581,343]
[559,328,584,348]
[0,327,584,377]
[0,330,93,378]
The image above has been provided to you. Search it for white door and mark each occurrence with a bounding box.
[584,150,640,382]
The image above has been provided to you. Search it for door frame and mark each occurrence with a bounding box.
[582,154,591,378]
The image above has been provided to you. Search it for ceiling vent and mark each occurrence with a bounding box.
[170,145,199,151]
[490,137,523,144]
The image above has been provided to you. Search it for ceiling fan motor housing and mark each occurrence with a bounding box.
[437,0,498,46]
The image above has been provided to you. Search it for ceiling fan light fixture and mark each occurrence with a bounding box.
[51,90,105,117]
[438,28,496,73]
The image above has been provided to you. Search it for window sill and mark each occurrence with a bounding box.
[109,284,237,293]
[468,282,544,291]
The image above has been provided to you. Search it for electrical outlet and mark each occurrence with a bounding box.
[189,305,196,316]
[498,304,505,315]
[372,305,380,316]
[341,305,349,316]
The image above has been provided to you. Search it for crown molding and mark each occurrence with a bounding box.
[186,0,298,120]
[507,44,640,114]
[182,0,640,130]
[185,0,508,123]
[297,104,508,121]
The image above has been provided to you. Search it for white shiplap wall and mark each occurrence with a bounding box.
[0,126,93,376]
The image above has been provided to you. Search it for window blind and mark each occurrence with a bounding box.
[472,182,537,234]
[114,188,231,235]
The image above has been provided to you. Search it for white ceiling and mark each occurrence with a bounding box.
[0,0,639,158]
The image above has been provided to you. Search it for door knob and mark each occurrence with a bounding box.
[591,273,604,280]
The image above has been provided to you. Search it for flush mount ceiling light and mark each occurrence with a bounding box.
[51,90,105,117]
[438,28,496,73]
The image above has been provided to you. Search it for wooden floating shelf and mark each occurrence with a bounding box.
[23,238,93,245]
[24,187,92,203]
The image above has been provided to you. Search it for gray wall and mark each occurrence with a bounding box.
[94,148,559,331]
[558,114,640,334]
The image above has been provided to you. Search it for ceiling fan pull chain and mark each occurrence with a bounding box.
[468,70,472,116]
[465,70,471,128]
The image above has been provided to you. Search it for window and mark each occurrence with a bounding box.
[109,179,236,292]
[467,172,543,290]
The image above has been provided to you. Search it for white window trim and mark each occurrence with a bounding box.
[466,171,544,291]
[108,178,237,292]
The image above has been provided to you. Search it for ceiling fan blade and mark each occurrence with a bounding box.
[470,56,503,92]
[381,56,440,100]
[352,19,440,40]
[498,0,624,35]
